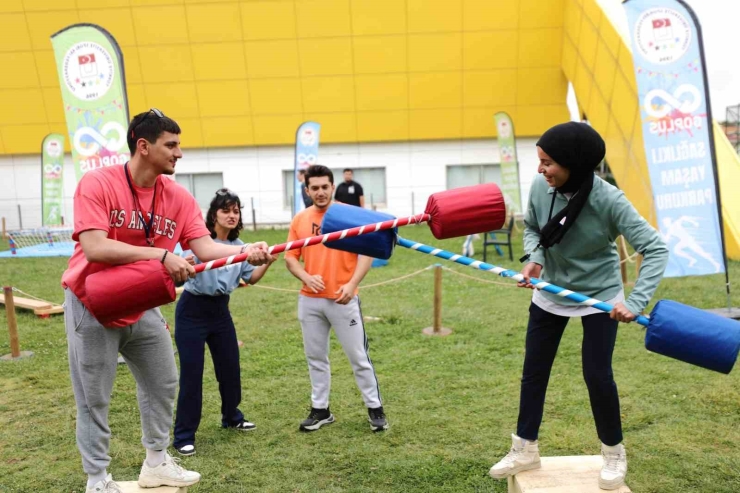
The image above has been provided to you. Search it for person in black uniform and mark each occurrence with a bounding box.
[333,169,364,208]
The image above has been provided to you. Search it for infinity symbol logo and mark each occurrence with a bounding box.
[643,84,702,118]
[297,153,317,166]
[73,122,127,157]
[44,163,62,174]
[500,145,515,161]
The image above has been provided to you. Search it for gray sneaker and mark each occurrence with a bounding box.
[368,406,389,431]
[86,474,122,493]
[299,407,335,431]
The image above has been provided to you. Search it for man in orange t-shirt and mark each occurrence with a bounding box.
[286,165,388,433]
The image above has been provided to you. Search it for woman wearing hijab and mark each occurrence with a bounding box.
[488,122,668,490]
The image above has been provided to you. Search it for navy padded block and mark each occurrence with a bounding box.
[646,300,740,374]
[321,204,397,259]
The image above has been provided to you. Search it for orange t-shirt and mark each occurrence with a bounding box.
[286,205,359,299]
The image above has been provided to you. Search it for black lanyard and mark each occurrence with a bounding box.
[124,163,157,247]
[547,191,558,221]
[519,191,561,264]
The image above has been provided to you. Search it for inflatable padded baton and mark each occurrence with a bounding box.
[321,203,397,259]
[424,183,506,239]
[85,260,177,327]
[646,300,740,374]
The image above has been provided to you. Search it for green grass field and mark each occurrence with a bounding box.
[0,227,739,492]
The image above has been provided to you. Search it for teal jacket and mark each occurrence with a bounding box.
[523,174,668,315]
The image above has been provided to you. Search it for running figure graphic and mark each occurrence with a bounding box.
[661,216,721,273]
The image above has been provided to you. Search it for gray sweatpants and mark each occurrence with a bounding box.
[298,295,382,409]
[64,288,177,475]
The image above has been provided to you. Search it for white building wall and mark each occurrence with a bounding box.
[0,138,540,231]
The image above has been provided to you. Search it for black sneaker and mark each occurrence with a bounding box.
[368,406,389,432]
[299,407,335,432]
[223,419,256,431]
[175,444,196,456]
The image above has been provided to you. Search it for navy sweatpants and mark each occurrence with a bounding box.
[516,302,623,446]
[173,291,245,448]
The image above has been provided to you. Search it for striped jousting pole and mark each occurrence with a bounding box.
[193,214,432,274]
[396,236,650,326]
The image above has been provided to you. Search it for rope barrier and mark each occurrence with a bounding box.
[11,287,59,306]
[7,250,637,308]
[247,285,298,293]
[439,266,515,287]
[248,265,435,294]
[360,265,433,289]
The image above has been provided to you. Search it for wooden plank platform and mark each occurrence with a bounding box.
[508,456,631,493]
[118,482,187,492]
[0,295,64,317]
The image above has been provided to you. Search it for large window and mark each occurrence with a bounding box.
[446,164,501,189]
[175,173,224,209]
[282,167,387,208]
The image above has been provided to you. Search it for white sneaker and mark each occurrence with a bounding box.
[86,474,122,493]
[137,452,201,488]
[599,442,627,490]
[489,433,541,479]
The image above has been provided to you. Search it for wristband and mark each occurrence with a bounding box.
[161,250,168,263]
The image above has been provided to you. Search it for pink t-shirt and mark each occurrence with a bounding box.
[61,164,209,327]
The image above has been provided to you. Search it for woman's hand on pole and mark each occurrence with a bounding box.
[246,241,271,266]
[610,302,636,323]
[518,262,542,289]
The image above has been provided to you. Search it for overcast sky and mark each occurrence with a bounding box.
[592,0,740,121]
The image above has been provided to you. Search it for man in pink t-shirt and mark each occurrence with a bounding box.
[63,109,270,493]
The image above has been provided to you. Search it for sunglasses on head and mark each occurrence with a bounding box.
[216,188,239,199]
[131,108,165,139]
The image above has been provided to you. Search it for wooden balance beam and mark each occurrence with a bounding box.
[118,483,188,492]
[0,294,63,318]
[508,456,631,493]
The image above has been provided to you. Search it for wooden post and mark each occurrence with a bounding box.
[422,265,452,336]
[250,197,257,232]
[618,236,629,285]
[1,287,33,361]
[4,287,20,358]
[17,204,22,230]
[432,265,441,331]
[1,216,5,238]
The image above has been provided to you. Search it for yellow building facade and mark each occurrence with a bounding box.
[0,0,569,153]
[1,0,738,256]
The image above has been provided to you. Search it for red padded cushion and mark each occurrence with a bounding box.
[85,260,176,327]
[424,183,506,239]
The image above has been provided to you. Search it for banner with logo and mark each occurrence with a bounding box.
[494,112,521,213]
[51,24,130,182]
[41,134,65,226]
[293,122,321,216]
[624,0,726,277]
